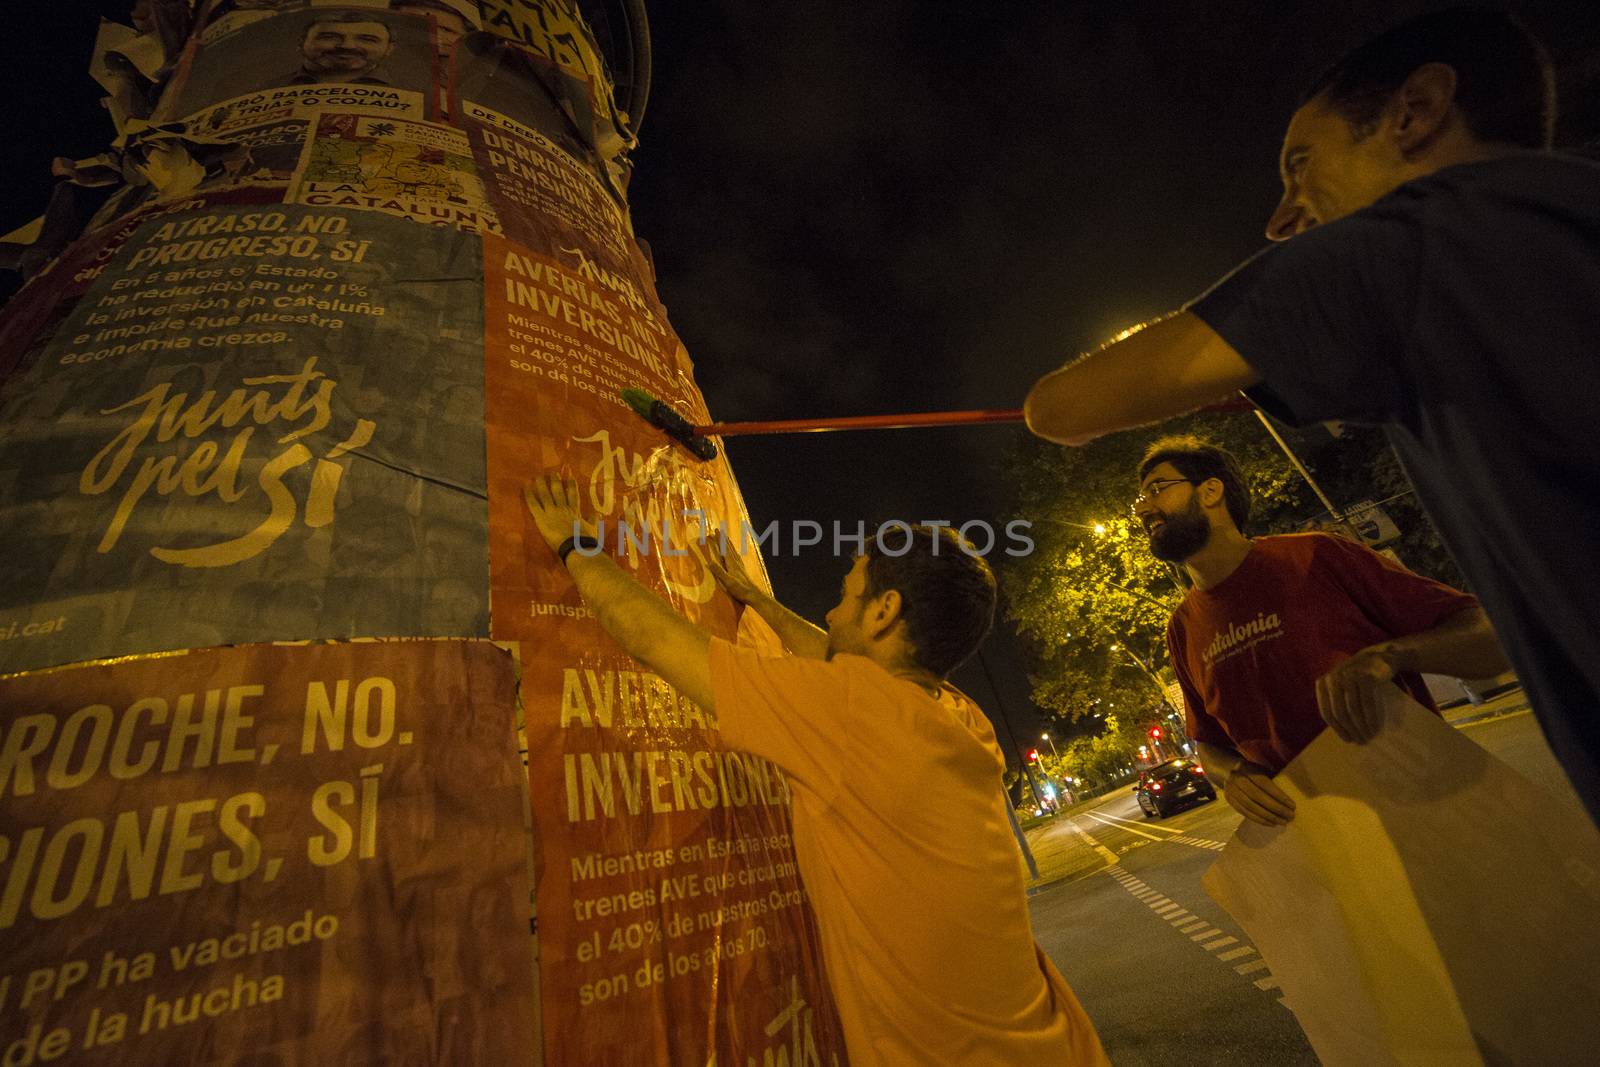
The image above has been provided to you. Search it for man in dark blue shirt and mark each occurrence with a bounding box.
[1024,7,1600,821]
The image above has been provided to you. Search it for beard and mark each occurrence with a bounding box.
[824,599,868,660]
[1146,502,1211,562]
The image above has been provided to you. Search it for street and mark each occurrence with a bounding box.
[1025,707,1585,1065]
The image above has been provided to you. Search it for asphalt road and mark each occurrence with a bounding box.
[1025,710,1583,1065]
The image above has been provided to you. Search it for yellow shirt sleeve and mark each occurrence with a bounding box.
[708,637,852,804]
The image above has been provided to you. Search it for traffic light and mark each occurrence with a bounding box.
[1148,725,1163,740]
[1026,748,1040,763]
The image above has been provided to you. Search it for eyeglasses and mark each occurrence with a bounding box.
[1131,478,1193,511]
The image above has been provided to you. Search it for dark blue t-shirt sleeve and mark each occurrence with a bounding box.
[1187,209,1421,426]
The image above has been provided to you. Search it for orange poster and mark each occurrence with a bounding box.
[0,639,535,1065]
[482,227,848,1064]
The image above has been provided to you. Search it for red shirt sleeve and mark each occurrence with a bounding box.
[1315,535,1479,635]
[708,637,849,803]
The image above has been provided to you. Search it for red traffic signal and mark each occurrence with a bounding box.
[1148,725,1163,740]
[1026,748,1040,762]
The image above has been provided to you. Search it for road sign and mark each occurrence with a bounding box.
[1343,499,1401,546]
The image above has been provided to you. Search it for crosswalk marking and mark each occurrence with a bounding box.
[1099,867,1287,1010]
[1173,835,1228,852]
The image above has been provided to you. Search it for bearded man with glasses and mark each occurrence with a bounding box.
[1134,437,1508,827]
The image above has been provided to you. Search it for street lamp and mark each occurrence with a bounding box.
[1033,516,1112,538]
[1040,732,1061,762]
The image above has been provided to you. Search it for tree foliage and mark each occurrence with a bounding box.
[1053,714,1149,786]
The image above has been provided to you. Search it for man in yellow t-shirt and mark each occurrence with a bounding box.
[526,476,1107,1065]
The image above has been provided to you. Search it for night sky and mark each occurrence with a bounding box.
[4,1,1598,763]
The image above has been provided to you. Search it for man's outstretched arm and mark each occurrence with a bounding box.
[525,476,716,713]
[1024,311,1259,445]
[705,537,828,659]
[1317,605,1509,744]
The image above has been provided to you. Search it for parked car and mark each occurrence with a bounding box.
[1134,758,1216,818]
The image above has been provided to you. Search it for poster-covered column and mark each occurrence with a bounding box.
[0,1,850,1062]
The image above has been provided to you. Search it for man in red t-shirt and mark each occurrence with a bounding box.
[1135,437,1510,826]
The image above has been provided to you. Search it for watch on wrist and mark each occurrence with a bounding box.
[557,533,603,565]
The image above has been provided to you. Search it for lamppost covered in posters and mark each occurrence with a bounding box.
[0,2,845,1063]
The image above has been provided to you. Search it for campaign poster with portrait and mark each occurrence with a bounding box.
[161,6,435,123]
[0,200,488,675]
[0,639,536,1066]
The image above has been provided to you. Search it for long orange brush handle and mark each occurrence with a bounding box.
[691,397,1254,437]
[693,408,1024,437]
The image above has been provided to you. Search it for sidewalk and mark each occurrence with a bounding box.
[1021,789,1127,892]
